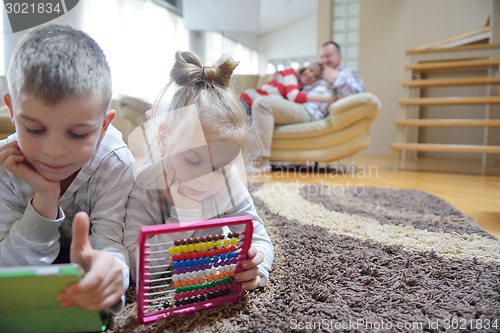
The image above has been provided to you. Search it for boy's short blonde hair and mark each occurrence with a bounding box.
[7,24,112,110]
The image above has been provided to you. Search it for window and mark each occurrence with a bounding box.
[332,0,359,70]
[266,56,316,75]
[79,0,258,102]
[204,31,259,74]
[79,0,190,103]
[0,0,259,101]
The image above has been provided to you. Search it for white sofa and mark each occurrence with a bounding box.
[0,74,381,166]
[230,74,381,165]
[0,96,151,143]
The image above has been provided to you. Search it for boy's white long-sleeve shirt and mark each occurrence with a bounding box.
[0,125,135,312]
[124,164,274,285]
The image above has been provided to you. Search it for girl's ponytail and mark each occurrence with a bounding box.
[170,51,238,89]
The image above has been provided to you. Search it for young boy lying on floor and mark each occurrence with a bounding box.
[0,24,135,312]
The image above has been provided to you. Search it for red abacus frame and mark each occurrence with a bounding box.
[136,215,253,324]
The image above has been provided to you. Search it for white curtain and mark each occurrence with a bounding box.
[1,0,260,102]
[79,0,190,103]
[204,31,259,75]
[80,0,259,102]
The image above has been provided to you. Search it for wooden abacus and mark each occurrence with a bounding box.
[136,215,253,324]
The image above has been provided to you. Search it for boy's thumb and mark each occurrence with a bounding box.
[71,211,91,253]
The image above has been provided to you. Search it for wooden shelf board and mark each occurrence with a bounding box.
[399,96,500,106]
[401,77,500,88]
[407,42,500,55]
[405,59,500,72]
[406,26,492,54]
[395,119,500,127]
[391,143,500,154]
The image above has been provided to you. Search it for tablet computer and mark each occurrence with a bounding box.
[0,263,107,333]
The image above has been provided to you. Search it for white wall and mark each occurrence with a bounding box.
[255,0,494,156]
[358,0,493,155]
[258,13,318,73]
[225,31,260,50]
[0,76,6,106]
[1,1,191,104]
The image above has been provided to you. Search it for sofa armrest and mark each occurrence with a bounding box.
[327,92,381,131]
[113,96,151,144]
[229,74,261,95]
[0,105,15,139]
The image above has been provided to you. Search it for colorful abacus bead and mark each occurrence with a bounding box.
[137,217,253,325]
[154,230,245,309]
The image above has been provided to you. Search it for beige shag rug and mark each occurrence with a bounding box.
[106,182,500,333]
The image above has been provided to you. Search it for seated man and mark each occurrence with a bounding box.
[251,41,364,172]
[319,41,364,99]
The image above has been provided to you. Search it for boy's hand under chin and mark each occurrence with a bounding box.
[0,141,60,194]
[58,212,124,311]
[0,141,60,219]
[235,246,264,290]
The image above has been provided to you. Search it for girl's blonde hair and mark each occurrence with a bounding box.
[148,51,253,163]
[297,62,322,80]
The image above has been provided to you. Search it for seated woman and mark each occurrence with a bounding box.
[298,65,335,121]
[240,63,335,110]
[242,63,337,173]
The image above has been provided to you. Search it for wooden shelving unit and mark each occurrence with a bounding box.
[392,20,500,172]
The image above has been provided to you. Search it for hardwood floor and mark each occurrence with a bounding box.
[247,155,500,240]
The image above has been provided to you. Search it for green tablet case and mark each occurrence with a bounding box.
[0,264,106,333]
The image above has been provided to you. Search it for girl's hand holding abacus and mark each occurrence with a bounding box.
[235,246,264,290]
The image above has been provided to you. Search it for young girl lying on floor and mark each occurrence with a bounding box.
[124,51,274,290]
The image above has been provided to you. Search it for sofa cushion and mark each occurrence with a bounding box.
[270,133,370,163]
[328,91,381,116]
[272,118,372,150]
[328,101,378,131]
[230,74,271,96]
[272,92,379,139]
[328,92,380,130]
[273,116,334,138]
[113,96,151,144]
[230,74,261,96]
